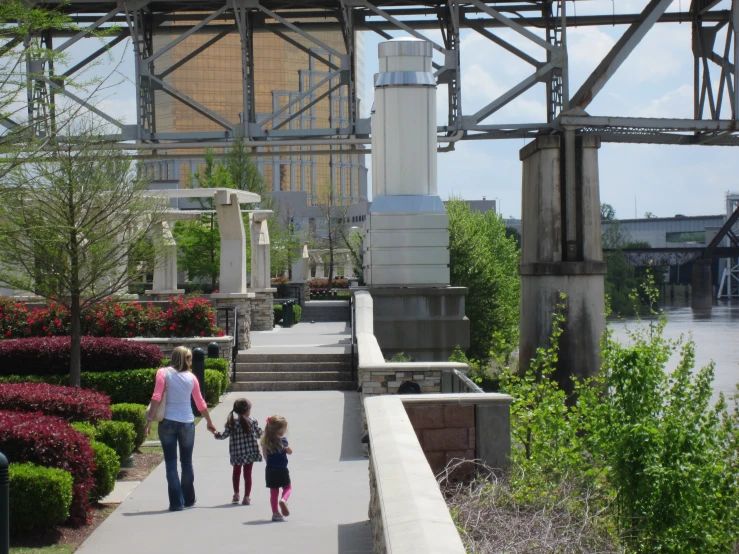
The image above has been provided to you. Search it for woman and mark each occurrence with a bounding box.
[145,346,217,511]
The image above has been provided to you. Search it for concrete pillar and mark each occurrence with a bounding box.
[215,190,247,295]
[519,135,606,395]
[315,262,325,278]
[691,259,713,313]
[291,243,309,282]
[147,221,184,298]
[249,213,271,290]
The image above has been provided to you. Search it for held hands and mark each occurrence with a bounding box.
[207,422,217,434]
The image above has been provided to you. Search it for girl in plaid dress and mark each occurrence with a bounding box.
[215,398,263,505]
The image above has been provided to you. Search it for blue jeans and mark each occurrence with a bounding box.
[158,419,196,510]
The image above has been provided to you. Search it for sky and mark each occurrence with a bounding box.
[62,0,739,220]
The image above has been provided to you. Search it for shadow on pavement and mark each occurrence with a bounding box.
[122,509,172,517]
[243,519,279,526]
[338,520,374,553]
[339,391,365,462]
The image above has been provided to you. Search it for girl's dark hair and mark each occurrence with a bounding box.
[226,398,252,435]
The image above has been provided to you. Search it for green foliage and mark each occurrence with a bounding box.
[111,403,147,448]
[205,357,230,396]
[204,369,227,405]
[70,421,96,440]
[89,440,120,501]
[387,352,412,362]
[71,368,157,405]
[9,463,74,531]
[499,280,739,553]
[293,304,302,323]
[94,420,135,463]
[600,202,616,221]
[273,304,283,325]
[447,198,519,364]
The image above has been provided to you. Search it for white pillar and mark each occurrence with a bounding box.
[215,190,247,295]
[291,243,310,282]
[315,262,325,278]
[249,213,271,290]
[147,221,183,296]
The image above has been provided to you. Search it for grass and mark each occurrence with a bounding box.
[10,544,77,554]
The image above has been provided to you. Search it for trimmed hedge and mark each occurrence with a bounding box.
[0,336,163,376]
[273,303,302,325]
[70,421,96,439]
[0,410,94,525]
[69,422,122,500]
[0,382,111,424]
[111,403,147,448]
[90,440,120,501]
[95,420,135,463]
[9,463,74,531]
[0,364,228,407]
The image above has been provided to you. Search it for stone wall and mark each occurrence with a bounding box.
[405,404,475,478]
[250,290,275,331]
[130,336,234,363]
[360,366,442,396]
[213,295,252,350]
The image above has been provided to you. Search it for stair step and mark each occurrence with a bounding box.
[235,362,350,372]
[234,371,353,382]
[229,381,356,392]
[236,353,351,363]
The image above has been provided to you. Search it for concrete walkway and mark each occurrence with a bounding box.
[78,391,372,554]
[249,321,352,356]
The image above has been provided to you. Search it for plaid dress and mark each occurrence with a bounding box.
[215,416,263,466]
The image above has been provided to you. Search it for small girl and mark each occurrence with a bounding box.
[260,415,293,522]
[215,398,263,505]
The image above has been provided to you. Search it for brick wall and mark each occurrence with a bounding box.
[405,404,475,479]
[360,368,442,397]
[250,291,274,331]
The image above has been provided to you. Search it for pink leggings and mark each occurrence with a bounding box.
[270,485,292,514]
[232,464,253,496]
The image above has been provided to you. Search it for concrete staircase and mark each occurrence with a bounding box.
[301,300,350,323]
[230,352,355,391]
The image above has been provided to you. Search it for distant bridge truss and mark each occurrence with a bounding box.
[8,0,739,148]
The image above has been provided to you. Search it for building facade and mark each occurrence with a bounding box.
[149,25,367,206]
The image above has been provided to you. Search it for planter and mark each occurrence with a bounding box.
[129,336,235,362]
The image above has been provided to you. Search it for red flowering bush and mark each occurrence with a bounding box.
[0,297,222,339]
[162,296,223,337]
[0,382,111,424]
[308,278,349,290]
[0,336,163,376]
[271,276,289,285]
[83,299,163,338]
[0,298,30,338]
[0,410,95,525]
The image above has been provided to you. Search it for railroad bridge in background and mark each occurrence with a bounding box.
[8,0,739,391]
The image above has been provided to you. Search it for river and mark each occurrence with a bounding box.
[609,301,739,405]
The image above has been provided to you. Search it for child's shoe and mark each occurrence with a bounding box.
[242,496,250,505]
[232,494,239,504]
[272,513,284,522]
[279,499,290,516]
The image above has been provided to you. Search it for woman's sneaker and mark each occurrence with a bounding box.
[272,513,285,522]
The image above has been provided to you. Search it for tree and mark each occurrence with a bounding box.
[339,226,364,285]
[0,120,166,386]
[600,203,616,221]
[644,211,658,219]
[447,198,520,364]
[316,183,346,290]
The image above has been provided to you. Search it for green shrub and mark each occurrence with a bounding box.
[273,304,283,324]
[293,304,302,323]
[111,403,147,448]
[204,369,226,405]
[205,357,230,394]
[90,440,120,501]
[70,421,96,440]
[9,463,73,531]
[95,420,136,462]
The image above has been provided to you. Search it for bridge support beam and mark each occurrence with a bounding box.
[691,259,714,312]
[519,135,606,395]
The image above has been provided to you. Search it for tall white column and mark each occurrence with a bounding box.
[147,221,183,296]
[215,190,247,295]
[249,213,271,290]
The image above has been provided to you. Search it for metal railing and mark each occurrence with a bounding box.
[441,368,484,394]
[216,306,239,383]
[350,293,357,383]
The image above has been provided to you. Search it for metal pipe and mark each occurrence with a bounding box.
[0,451,8,554]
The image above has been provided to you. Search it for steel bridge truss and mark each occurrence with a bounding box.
[15,0,739,147]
